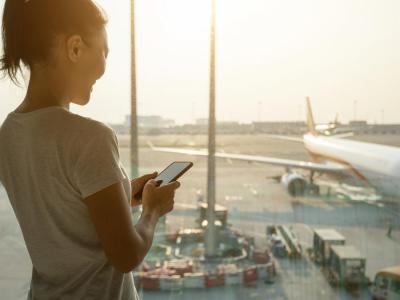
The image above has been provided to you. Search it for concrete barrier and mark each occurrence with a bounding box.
[183,272,205,288]
[160,275,183,291]
[225,269,244,285]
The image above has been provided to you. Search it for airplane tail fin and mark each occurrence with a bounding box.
[306,97,318,135]
[333,113,339,125]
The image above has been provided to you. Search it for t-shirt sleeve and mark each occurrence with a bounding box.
[73,125,126,199]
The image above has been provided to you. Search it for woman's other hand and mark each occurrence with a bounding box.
[130,172,158,207]
[141,179,180,219]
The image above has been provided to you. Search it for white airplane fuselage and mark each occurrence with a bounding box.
[303,134,400,198]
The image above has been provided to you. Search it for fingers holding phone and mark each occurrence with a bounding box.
[130,172,158,207]
[141,161,192,219]
[142,179,181,218]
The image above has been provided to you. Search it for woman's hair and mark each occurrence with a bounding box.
[1,0,108,85]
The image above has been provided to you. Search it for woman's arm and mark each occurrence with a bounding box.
[84,179,179,273]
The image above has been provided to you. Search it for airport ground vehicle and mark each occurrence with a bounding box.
[371,266,400,300]
[266,225,302,258]
[326,245,368,287]
[308,229,370,292]
[311,229,346,264]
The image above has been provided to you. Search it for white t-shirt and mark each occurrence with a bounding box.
[0,106,139,300]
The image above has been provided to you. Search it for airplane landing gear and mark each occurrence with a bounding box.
[307,183,320,196]
[307,171,320,196]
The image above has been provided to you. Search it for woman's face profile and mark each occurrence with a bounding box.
[66,27,109,106]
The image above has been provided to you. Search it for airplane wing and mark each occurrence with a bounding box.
[265,133,354,142]
[332,132,354,139]
[265,135,304,143]
[149,144,348,174]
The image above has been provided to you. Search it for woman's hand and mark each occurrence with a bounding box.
[130,172,158,207]
[141,179,180,219]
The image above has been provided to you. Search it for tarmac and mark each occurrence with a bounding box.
[1,134,400,300]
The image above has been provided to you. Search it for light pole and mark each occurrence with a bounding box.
[130,0,139,179]
[205,0,217,258]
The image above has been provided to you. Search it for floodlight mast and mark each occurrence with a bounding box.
[130,0,139,179]
[205,0,218,258]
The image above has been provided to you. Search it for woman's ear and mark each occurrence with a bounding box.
[66,35,84,63]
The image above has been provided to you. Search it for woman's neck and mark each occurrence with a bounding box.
[15,69,70,113]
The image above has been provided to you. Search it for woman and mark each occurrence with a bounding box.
[0,0,180,299]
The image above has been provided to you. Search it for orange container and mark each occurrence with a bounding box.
[140,274,161,290]
[243,266,258,284]
[252,251,270,264]
[204,273,225,288]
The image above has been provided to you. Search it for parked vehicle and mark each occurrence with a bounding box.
[311,229,346,264]
[371,266,400,300]
[327,245,368,287]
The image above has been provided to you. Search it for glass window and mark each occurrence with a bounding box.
[1,1,400,300]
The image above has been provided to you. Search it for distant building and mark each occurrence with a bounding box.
[252,121,306,134]
[218,121,242,134]
[108,124,129,135]
[124,115,175,128]
[357,124,400,135]
[349,120,368,127]
[109,117,400,136]
[195,118,208,126]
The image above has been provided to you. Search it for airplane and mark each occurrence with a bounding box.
[314,113,340,136]
[149,98,400,200]
[314,114,353,137]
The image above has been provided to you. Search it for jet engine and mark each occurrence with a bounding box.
[281,173,308,196]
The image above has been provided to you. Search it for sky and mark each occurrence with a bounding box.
[0,0,400,125]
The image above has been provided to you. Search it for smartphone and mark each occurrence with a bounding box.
[133,162,193,201]
[155,161,193,186]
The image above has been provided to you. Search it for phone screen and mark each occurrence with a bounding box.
[155,162,193,186]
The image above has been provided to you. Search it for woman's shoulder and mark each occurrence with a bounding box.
[60,112,119,156]
[63,110,115,138]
